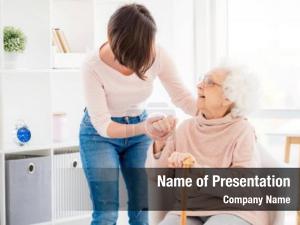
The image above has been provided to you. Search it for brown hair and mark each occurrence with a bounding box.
[108,4,157,80]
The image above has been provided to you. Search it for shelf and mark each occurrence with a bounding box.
[0,68,80,74]
[51,68,80,73]
[3,144,52,154]
[52,141,79,150]
[0,69,51,73]
[0,0,104,224]
[1,141,79,154]
[52,53,86,69]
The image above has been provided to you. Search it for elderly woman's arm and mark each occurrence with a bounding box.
[231,122,258,168]
[146,136,176,168]
[153,140,166,155]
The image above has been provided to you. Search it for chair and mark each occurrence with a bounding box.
[257,143,285,225]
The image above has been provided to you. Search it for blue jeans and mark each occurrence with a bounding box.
[79,109,152,225]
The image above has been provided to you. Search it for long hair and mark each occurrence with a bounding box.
[107,4,157,80]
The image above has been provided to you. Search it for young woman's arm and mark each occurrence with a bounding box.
[157,47,198,116]
[82,62,164,139]
[106,116,164,138]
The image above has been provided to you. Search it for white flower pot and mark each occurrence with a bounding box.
[4,52,19,69]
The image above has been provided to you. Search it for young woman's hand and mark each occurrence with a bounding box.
[151,115,177,140]
[144,115,177,140]
[167,152,196,168]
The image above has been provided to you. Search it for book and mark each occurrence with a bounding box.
[55,28,71,53]
[52,28,64,53]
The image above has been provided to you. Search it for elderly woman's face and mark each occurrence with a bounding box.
[197,68,232,118]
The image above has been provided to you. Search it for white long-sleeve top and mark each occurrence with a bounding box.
[81,45,197,137]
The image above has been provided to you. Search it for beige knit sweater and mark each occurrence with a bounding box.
[146,113,269,225]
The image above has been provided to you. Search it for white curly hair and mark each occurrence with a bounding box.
[221,63,260,118]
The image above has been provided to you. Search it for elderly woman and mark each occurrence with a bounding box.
[146,65,268,225]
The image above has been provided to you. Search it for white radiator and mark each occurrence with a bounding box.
[53,151,92,219]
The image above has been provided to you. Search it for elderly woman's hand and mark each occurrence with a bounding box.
[145,115,177,141]
[152,115,177,139]
[167,152,197,168]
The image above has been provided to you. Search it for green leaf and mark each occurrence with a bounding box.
[3,26,27,53]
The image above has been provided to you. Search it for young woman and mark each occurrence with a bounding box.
[79,4,197,225]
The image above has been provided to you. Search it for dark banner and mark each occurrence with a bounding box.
[57,168,300,211]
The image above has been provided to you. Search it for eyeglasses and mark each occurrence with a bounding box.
[198,75,222,88]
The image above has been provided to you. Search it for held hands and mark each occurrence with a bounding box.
[167,152,197,168]
[145,115,177,141]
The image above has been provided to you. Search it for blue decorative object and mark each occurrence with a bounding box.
[15,120,31,146]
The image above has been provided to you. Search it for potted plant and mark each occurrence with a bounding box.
[3,26,27,69]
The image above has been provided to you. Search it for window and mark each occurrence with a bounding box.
[226,0,300,109]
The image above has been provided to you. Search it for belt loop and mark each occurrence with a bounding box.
[139,110,146,121]
[124,116,129,124]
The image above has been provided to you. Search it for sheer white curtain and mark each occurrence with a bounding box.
[228,0,300,110]
[198,0,300,110]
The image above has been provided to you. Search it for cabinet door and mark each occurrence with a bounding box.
[5,156,52,225]
[53,152,91,219]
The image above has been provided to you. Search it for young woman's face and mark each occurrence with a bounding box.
[197,68,232,117]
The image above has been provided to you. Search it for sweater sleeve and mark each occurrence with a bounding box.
[81,61,112,137]
[231,123,258,168]
[157,47,198,116]
[146,134,176,168]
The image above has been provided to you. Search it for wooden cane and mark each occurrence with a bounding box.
[180,157,194,225]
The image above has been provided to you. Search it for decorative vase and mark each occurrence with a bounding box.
[52,112,68,142]
[4,52,19,69]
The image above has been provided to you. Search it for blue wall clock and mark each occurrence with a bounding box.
[15,121,31,146]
